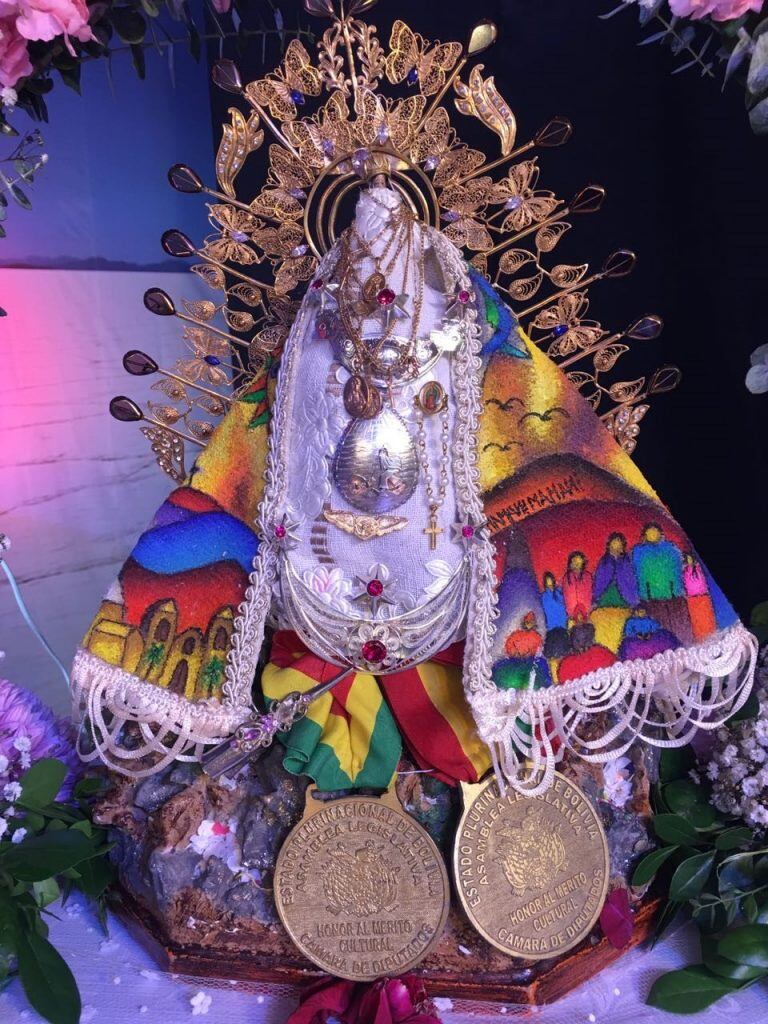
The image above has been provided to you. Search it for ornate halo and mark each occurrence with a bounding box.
[116,0,680,480]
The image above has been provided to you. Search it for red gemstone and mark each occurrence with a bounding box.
[458,289,472,304]
[461,525,475,538]
[311,278,323,290]
[361,639,387,663]
[376,288,396,306]
[317,321,329,339]
[367,579,384,597]
[274,524,287,539]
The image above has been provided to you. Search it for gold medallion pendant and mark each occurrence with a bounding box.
[453,772,610,961]
[274,788,450,981]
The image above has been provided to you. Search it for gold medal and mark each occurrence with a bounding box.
[274,788,450,981]
[453,772,609,961]
[343,375,382,419]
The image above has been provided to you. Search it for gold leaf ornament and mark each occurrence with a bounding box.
[454,64,516,154]
[216,108,264,198]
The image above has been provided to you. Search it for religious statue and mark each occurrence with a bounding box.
[70,0,757,986]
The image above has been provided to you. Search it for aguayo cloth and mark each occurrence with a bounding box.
[72,187,756,793]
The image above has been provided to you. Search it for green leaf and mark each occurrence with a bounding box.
[17,929,80,1024]
[659,746,696,783]
[702,935,767,982]
[19,759,67,809]
[719,852,758,896]
[0,830,98,882]
[647,965,740,1014]
[692,895,728,934]
[688,803,719,831]
[654,814,700,847]
[10,185,31,210]
[632,844,679,886]
[110,7,147,43]
[130,43,147,79]
[74,856,114,899]
[718,925,768,968]
[670,852,715,901]
[32,878,60,909]
[729,688,759,723]
[73,776,108,800]
[664,779,705,814]
[716,827,754,851]
[743,894,759,924]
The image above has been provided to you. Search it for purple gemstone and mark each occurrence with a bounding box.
[321,138,335,158]
[123,350,158,376]
[231,230,249,243]
[109,396,143,423]
[351,148,370,176]
[442,211,460,224]
[406,67,419,85]
[288,187,306,200]
[375,125,390,144]
[211,60,242,94]
[290,89,306,105]
[204,355,221,366]
[161,229,195,258]
[167,164,203,194]
[552,324,568,338]
[424,155,440,171]
[143,289,175,316]
[505,196,523,210]
[291,244,308,258]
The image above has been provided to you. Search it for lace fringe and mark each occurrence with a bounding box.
[70,648,251,778]
[472,621,758,797]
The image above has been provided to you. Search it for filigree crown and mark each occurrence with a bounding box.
[110,0,679,481]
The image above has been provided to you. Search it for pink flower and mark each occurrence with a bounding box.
[1,0,95,55]
[0,16,32,88]
[599,887,634,949]
[669,0,763,19]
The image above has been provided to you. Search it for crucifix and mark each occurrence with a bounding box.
[424,505,443,551]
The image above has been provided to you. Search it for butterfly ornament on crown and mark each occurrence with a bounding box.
[78,0,756,801]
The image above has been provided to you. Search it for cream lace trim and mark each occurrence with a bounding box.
[70,647,250,778]
[472,621,757,796]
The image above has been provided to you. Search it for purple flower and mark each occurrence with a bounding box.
[0,678,79,800]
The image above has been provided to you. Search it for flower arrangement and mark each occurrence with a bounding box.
[602,0,768,134]
[635,658,768,1013]
[0,678,114,1024]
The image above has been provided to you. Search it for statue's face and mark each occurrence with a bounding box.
[570,553,585,572]
[644,525,662,544]
[608,536,624,557]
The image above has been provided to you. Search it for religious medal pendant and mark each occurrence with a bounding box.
[362,271,386,304]
[274,785,450,981]
[416,380,447,415]
[453,771,610,961]
[425,503,442,551]
[343,374,382,419]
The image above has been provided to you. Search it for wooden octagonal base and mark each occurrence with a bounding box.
[115,889,660,1007]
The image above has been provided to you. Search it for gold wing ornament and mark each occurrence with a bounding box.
[386,20,462,95]
[247,39,323,122]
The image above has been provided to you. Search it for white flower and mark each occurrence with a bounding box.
[13,735,31,753]
[0,86,17,109]
[747,344,768,394]
[742,778,760,798]
[302,565,352,612]
[11,827,26,844]
[188,818,241,873]
[602,756,633,809]
[706,761,719,780]
[190,991,212,1016]
[3,781,22,803]
[424,559,454,598]
[0,817,8,839]
[0,754,8,774]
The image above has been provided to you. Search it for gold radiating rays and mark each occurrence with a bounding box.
[114,0,678,479]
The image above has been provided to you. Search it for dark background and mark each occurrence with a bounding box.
[209,0,768,619]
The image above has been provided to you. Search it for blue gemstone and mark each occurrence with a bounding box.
[290,89,305,105]
[406,67,419,85]
[204,355,221,366]
[552,324,568,338]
